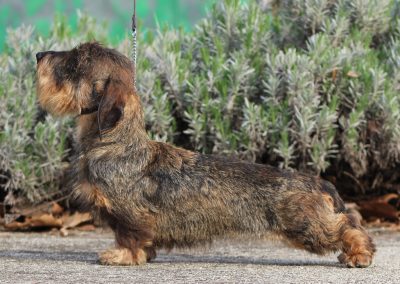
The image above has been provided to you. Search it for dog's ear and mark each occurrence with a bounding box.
[97,80,126,135]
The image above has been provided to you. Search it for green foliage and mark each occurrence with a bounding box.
[2,0,400,203]
[138,0,400,194]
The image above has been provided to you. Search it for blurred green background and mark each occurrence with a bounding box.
[0,0,216,51]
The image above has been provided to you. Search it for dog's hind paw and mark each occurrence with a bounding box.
[338,252,373,268]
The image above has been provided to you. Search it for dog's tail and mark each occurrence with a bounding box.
[320,180,346,213]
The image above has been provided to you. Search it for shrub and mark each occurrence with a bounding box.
[1,0,400,206]
[139,0,400,195]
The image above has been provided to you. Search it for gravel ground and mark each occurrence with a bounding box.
[0,229,399,283]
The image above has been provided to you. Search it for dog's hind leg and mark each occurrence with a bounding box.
[278,192,375,268]
[336,213,375,268]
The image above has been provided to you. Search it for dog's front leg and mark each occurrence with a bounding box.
[99,216,156,266]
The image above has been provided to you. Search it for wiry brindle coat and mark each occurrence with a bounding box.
[36,42,375,268]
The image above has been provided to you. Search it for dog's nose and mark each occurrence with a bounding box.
[36,52,47,63]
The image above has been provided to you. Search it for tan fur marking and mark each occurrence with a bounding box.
[79,181,112,211]
[340,228,374,268]
[322,193,335,211]
[99,248,147,266]
[92,187,112,210]
[76,115,96,141]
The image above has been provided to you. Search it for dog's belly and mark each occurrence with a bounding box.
[149,182,279,248]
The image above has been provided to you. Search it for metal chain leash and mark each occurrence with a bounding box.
[132,0,137,91]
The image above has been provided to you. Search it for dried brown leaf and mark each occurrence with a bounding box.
[77,224,96,231]
[358,196,399,222]
[4,213,63,230]
[62,212,92,229]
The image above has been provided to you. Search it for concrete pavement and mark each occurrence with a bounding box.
[0,230,399,283]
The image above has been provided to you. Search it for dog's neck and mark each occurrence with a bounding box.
[76,94,149,154]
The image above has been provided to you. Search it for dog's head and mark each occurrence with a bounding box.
[36,42,136,134]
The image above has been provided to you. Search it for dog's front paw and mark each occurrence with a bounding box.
[99,248,147,266]
[338,252,373,268]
